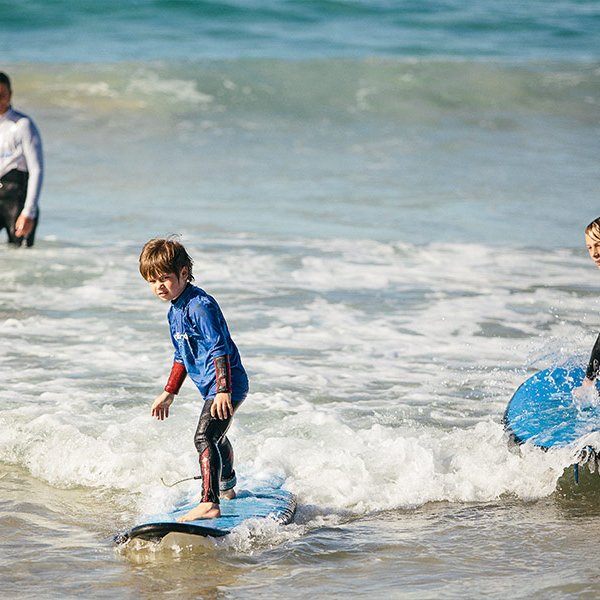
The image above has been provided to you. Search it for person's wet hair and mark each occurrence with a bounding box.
[585,218,600,243]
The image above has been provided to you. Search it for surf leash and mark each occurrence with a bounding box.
[160,475,202,488]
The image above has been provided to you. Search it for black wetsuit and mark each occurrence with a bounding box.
[0,169,38,246]
[586,333,600,380]
[167,284,249,504]
[193,395,245,504]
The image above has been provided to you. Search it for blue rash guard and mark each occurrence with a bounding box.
[168,283,248,401]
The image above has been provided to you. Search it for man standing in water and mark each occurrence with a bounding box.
[0,72,44,247]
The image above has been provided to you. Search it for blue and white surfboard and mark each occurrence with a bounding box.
[504,366,600,449]
[115,487,296,544]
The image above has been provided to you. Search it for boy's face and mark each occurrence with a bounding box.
[585,232,600,269]
[146,267,189,302]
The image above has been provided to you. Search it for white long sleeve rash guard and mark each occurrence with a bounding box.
[0,107,44,219]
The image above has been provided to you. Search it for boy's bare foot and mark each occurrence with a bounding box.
[176,501,220,522]
[220,488,236,500]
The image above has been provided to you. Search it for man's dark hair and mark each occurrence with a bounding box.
[0,72,12,91]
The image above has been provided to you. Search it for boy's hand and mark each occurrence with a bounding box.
[151,391,175,420]
[211,392,233,420]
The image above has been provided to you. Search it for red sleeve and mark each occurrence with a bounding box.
[214,355,231,393]
[165,362,187,394]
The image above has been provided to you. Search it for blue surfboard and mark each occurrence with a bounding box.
[115,487,296,544]
[504,366,600,450]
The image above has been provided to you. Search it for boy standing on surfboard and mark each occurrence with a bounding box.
[575,217,600,398]
[139,237,249,521]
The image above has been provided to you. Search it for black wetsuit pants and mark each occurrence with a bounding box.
[0,169,38,247]
[194,395,245,504]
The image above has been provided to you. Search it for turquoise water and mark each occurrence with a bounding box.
[2,0,600,61]
[2,2,600,599]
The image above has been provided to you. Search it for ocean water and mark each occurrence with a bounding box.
[2,1,600,598]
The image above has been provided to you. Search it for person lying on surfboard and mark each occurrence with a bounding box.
[574,217,600,400]
[139,237,249,522]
